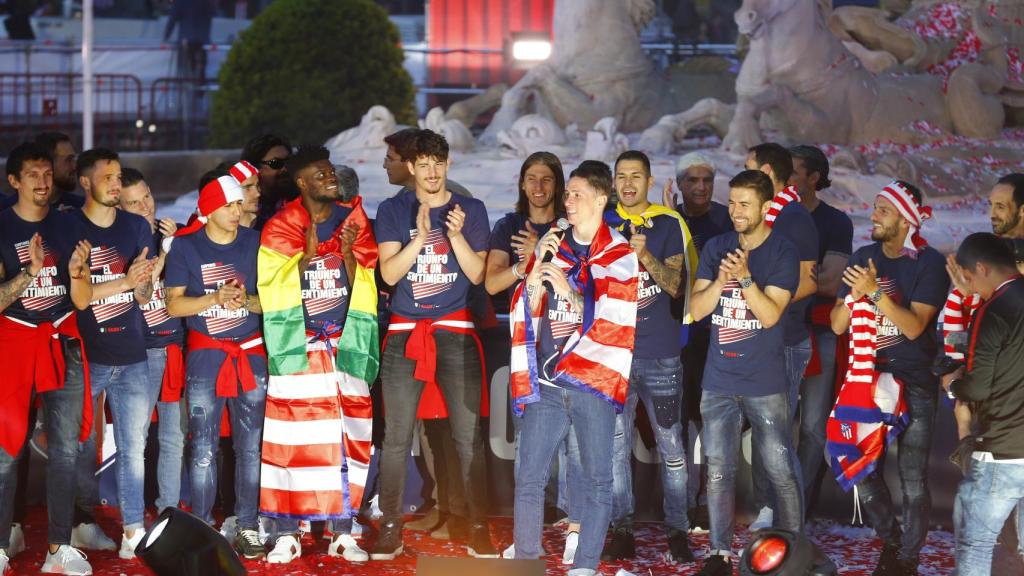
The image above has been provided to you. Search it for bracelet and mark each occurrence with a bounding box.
[512,261,525,280]
[21,267,38,279]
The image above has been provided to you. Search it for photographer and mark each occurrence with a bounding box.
[945,233,1024,576]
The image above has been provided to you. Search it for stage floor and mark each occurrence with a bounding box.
[4,506,961,575]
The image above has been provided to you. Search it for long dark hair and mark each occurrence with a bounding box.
[515,151,566,216]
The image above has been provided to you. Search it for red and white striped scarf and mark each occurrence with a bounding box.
[941,288,982,360]
[764,186,800,228]
[826,294,909,491]
[509,223,638,415]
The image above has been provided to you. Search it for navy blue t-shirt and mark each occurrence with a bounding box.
[0,208,76,324]
[679,201,731,253]
[537,233,589,386]
[698,231,799,396]
[625,213,686,359]
[489,212,556,265]
[164,227,265,378]
[810,200,854,311]
[75,210,155,366]
[837,244,949,380]
[374,189,490,319]
[142,231,185,349]
[489,212,555,301]
[302,203,353,330]
[772,201,819,345]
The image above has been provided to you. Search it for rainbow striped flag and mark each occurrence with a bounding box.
[257,197,378,520]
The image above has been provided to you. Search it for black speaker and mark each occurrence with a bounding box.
[417,556,546,576]
[135,508,246,576]
[740,529,837,576]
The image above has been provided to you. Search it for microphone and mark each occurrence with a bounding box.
[541,218,571,264]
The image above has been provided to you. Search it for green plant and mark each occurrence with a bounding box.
[209,0,416,147]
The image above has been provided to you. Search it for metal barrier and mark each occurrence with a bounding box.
[0,72,144,151]
[146,77,211,151]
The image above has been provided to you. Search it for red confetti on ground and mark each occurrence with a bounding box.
[3,506,955,575]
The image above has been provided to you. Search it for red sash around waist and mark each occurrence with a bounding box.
[0,313,93,457]
[186,331,266,398]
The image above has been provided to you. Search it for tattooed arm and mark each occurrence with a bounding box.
[0,232,44,314]
[0,262,36,314]
[639,251,685,298]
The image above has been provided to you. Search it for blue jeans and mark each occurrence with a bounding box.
[701,389,802,553]
[514,385,616,571]
[856,377,936,561]
[611,356,689,534]
[752,338,810,514]
[146,348,187,511]
[0,338,85,547]
[187,371,267,531]
[556,429,583,523]
[955,458,1024,575]
[512,391,583,523]
[87,360,155,531]
[798,327,837,510]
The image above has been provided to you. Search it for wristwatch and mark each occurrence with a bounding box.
[739,276,753,289]
[869,288,884,303]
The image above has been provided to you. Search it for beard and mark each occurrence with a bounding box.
[992,214,1020,236]
[870,223,898,242]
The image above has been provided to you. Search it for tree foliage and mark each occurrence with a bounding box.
[210,0,416,147]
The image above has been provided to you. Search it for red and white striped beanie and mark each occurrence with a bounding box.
[229,160,257,184]
[174,175,245,237]
[878,181,932,258]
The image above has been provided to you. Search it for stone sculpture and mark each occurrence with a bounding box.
[639,0,1010,154]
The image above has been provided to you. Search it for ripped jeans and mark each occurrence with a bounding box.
[186,370,267,531]
[611,356,689,534]
[701,389,802,554]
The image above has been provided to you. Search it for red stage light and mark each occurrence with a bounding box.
[750,535,789,573]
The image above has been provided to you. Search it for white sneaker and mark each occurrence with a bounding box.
[219,516,238,541]
[41,545,92,575]
[8,524,25,557]
[502,543,515,559]
[749,506,774,532]
[0,549,9,574]
[267,534,302,564]
[328,533,368,562]
[118,529,145,559]
[562,531,579,565]
[70,523,117,551]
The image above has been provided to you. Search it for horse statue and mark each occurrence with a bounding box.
[448,0,735,145]
[830,0,1024,109]
[639,0,1009,154]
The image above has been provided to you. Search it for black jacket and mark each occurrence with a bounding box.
[952,277,1024,459]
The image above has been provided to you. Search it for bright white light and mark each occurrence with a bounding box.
[148,124,157,133]
[135,119,144,129]
[144,517,169,548]
[512,40,551,62]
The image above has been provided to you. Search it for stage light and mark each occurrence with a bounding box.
[135,507,246,576]
[509,32,551,66]
[740,529,837,576]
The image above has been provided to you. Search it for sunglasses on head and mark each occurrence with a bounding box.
[259,157,288,170]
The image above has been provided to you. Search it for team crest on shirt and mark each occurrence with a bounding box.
[14,238,65,311]
[874,278,905,350]
[141,279,171,327]
[88,245,134,323]
[199,262,248,334]
[407,228,457,304]
[302,254,348,317]
[712,279,762,346]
